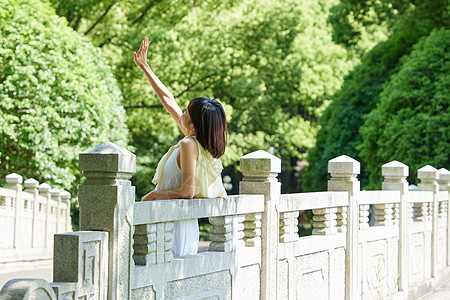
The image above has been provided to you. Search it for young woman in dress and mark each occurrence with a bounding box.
[133,37,227,257]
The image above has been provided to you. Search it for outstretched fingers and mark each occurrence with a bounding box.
[134,37,151,67]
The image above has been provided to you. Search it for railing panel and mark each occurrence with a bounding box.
[407,191,434,203]
[133,195,264,225]
[357,190,400,205]
[278,191,348,212]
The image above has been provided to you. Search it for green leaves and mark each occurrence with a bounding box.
[52,0,358,195]
[359,28,450,187]
[0,0,128,192]
[303,0,449,191]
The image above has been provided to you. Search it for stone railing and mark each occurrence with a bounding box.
[0,142,449,300]
[0,174,72,268]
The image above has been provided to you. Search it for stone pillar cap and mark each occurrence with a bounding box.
[24,178,39,188]
[328,155,360,175]
[240,150,281,176]
[418,165,438,180]
[6,173,23,184]
[38,183,51,193]
[382,160,409,177]
[79,142,136,173]
[50,188,61,197]
[60,190,71,200]
[437,168,450,181]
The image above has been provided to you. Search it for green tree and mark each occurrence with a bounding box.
[46,0,360,195]
[303,0,449,191]
[0,0,128,193]
[359,28,450,188]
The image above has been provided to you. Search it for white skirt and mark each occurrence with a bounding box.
[171,219,199,257]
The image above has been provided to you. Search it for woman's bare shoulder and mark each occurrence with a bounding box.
[179,136,198,152]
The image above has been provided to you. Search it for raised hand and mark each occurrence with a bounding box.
[133,36,150,68]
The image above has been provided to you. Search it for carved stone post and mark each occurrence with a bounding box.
[24,178,39,248]
[327,155,360,300]
[239,150,281,300]
[418,165,438,278]
[78,142,136,300]
[437,168,450,266]
[6,173,23,249]
[382,160,409,292]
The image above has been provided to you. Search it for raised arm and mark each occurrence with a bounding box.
[133,37,189,135]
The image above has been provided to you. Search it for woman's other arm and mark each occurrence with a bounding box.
[134,37,189,135]
[142,137,199,201]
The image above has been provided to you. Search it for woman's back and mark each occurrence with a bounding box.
[153,137,227,257]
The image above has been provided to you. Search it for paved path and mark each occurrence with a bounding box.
[416,278,450,300]
[0,265,52,290]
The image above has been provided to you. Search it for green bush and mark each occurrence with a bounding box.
[359,28,450,187]
[302,0,449,191]
[0,0,128,193]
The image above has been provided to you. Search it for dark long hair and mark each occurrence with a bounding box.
[188,97,227,158]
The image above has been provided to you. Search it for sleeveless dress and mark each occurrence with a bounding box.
[152,136,227,257]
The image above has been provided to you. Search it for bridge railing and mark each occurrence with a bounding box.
[0,173,71,268]
[0,142,449,300]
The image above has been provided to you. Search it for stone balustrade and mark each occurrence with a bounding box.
[0,174,72,269]
[0,142,449,300]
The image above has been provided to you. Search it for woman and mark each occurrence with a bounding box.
[134,37,227,257]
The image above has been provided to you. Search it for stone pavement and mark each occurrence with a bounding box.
[416,278,450,300]
[0,263,52,290]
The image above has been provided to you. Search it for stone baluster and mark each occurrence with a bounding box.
[78,142,136,300]
[336,206,347,233]
[280,211,300,241]
[163,222,174,262]
[392,203,400,225]
[375,203,393,226]
[209,216,233,252]
[437,168,450,267]
[438,200,446,218]
[235,214,246,250]
[239,150,281,300]
[418,165,438,278]
[60,191,71,232]
[438,169,450,219]
[328,155,360,299]
[359,204,370,229]
[133,224,157,266]
[312,207,337,235]
[24,179,39,248]
[382,160,409,292]
[51,188,61,234]
[38,183,51,249]
[6,173,23,249]
[413,202,428,222]
[243,212,262,247]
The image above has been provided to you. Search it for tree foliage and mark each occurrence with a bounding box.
[46,0,361,196]
[0,0,128,191]
[303,0,449,191]
[359,28,450,187]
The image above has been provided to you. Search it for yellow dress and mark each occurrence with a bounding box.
[152,136,227,257]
